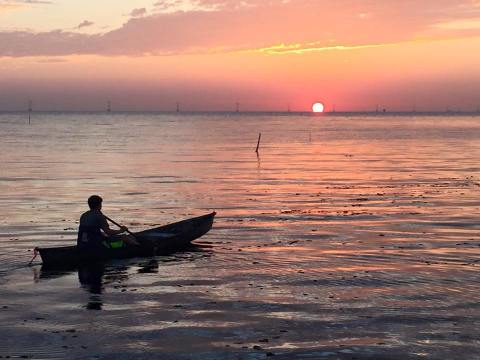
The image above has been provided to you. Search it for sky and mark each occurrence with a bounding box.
[0,0,479,111]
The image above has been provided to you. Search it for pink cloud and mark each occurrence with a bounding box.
[0,0,479,57]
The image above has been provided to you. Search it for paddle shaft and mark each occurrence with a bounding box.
[104,215,136,237]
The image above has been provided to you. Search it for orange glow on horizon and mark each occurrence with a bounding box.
[1,1,480,111]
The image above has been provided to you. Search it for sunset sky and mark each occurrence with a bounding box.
[0,0,480,111]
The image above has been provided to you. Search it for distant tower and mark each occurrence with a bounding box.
[287,103,291,113]
[28,100,32,124]
[176,102,180,113]
[28,99,32,125]
[107,100,111,113]
[235,102,240,113]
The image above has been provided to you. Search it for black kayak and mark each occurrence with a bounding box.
[37,212,216,268]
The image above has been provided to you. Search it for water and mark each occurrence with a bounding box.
[0,113,479,359]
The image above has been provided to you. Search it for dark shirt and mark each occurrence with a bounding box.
[77,210,109,250]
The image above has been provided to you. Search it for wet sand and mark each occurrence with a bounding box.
[0,113,479,359]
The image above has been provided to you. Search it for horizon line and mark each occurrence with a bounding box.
[1,109,480,116]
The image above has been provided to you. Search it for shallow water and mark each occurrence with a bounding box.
[0,113,479,359]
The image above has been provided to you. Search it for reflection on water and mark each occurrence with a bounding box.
[36,251,211,313]
[137,259,159,274]
[0,113,479,359]
[78,263,105,310]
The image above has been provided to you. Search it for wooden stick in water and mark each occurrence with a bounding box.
[255,133,262,153]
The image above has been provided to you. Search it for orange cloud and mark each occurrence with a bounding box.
[1,0,480,57]
[245,41,397,55]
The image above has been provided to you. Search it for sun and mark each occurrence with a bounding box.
[312,102,325,113]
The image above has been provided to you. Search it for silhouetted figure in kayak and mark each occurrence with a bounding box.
[77,195,139,260]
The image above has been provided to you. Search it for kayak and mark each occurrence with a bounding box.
[37,212,216,268]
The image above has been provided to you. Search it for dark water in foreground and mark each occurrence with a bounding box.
[0,113,479,359]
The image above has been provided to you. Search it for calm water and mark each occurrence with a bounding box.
[0,113,479,359]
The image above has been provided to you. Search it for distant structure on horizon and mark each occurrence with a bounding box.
[6,99,480,114]
[28,99,32,124]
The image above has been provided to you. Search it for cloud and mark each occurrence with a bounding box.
[0,0,51,12]
[0,0,480,57]
[0,0,51,4]
[432,18,480,30]
[34,57,68,63]
[0,0,51,8]
[153,0,222,13]
[153,0,279,13]
[129,7,147,18]
[0,30,96,56]
[246,41,397,55]
[77,20,94,29]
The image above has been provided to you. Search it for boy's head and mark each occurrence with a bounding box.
[88,195,103,210]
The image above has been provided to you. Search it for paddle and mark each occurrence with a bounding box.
[104,215,151,252]
[104,215,136,238]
